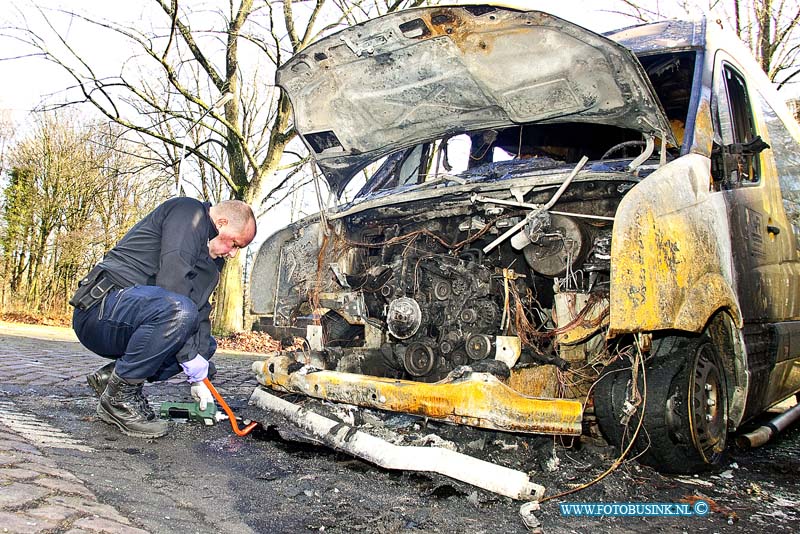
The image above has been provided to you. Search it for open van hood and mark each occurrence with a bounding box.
[277,5,676,194]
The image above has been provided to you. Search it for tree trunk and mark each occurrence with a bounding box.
[757,0,773,74]
[213,253,245,336]
[212,89,294,335]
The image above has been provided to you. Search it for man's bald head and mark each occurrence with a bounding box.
[215,200,255,228]
[208,200,257,259]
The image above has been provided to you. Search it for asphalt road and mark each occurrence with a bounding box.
[0,322,798,533]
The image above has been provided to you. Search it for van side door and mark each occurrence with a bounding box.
[711,55,789,320]
[711,50,800,414]
[751,81,800,406]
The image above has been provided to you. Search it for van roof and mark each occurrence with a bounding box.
[606,19,706,54]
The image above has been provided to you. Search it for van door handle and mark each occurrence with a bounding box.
[767,225,781,235]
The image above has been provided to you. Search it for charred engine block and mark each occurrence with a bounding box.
[256,178,631,393]
[379,251,502,378]
[303,193,619,382]
[325,245,506,381]
[315,208,616,381]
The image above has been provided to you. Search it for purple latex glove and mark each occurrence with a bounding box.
[180,354,209,383]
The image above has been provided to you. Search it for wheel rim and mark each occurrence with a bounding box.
[688,344,728,462]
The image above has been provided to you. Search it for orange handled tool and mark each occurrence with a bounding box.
[202,378,258,436]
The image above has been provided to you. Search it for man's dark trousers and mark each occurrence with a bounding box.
[73,285,214,381]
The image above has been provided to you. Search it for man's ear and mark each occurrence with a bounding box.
[215,216,229,227]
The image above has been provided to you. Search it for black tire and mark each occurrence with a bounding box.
[595,335,728,473]
[594,357,636,450]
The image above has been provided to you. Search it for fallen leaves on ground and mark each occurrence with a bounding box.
[217,331,306,353]
[216,330,282,353]
[680,494,738,522]
[1,312,70,327]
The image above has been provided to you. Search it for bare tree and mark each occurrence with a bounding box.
[2,0,437,334]
[0,111,166,316]
[0,110,13,174]
[610,1,800,90]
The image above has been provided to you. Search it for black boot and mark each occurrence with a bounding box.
[97,372,169,438]
[132,382,157,421]
[87,361,116,397]
[88,361,156,421]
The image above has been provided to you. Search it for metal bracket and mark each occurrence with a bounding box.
[307,325,324,351]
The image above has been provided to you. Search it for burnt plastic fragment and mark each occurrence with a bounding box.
[463,6,498,16]
[305,130,343,153]
[287,361,305,374]
[468,359,511,380]
[431,13,455,25]
[399,18,431,39]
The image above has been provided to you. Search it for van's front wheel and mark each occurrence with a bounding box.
[595,335,729,473]
[687,341,728,464]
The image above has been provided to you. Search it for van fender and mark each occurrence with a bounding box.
[609,153,741,335]
[674,273,742,331]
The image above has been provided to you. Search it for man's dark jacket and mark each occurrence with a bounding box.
[98,197,223,363]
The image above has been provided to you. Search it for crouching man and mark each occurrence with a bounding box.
[70,198,256,438]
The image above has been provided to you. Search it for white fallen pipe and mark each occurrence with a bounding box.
[249,386,544,501]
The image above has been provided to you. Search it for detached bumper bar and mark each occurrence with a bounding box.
[249,387,546,501]
[251,356,583,436]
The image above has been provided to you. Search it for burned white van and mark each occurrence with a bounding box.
[249,6,800,473]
